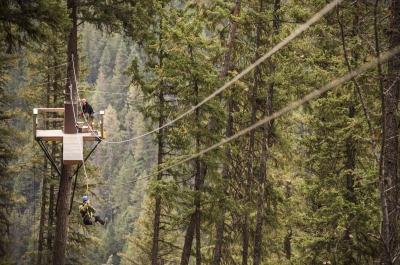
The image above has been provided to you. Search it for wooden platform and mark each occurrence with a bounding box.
[36,130,101,142]
[34,108,105,166]
[35,130,101,165]
[63,134,84,165]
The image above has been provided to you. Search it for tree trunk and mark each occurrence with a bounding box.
[195,162,202,265]
[152,195,162,265]
[51,0,77,263]
[380,0,400,261]
[51,166,73,265]
[151,92,165,265]
[195,84,202,265]
[253,69,273,265]
[212,1,242,263]
[47,173,55,256]
[253,0,279,263]
[219,0,241,80]
[213,93,233,265]
[213,219,225,265]
[47,70,60,259]
[37,161,47,265]
[180,163,206,265]
[250,1,263,264]
[284,181,292,260]
[181,211,197,265]
[343,103,356,265]
[47,141,58,257]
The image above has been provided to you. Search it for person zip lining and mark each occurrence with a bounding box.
[80,99,95,129]
[79,196,108,226]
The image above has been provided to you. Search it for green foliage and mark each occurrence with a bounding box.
[2,0,397,263]
[0,0,70,53]
[0,50,22,263]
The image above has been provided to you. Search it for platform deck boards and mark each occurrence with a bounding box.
[63,134,84,165]
[36,130,101,142]
[35,130,101,165]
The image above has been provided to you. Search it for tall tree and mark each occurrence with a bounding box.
[28,39,65,265]
[253,0,280,263]
[0,59,18,263]
[51,0,79,262]
[380,0,400,262]
[0,1,69,263]
[0,0,69,53]
[51,0,138,262]
[119,2,175,264]
[291,0,384,263]
[212,0,242,263]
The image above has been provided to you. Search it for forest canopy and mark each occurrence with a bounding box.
[1,0,400,264]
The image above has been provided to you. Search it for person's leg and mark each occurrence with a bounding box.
[83,215,92,225]
[94,216,105,225]
[94,216,108,226]
[88,114,93,129]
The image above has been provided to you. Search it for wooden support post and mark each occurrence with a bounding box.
[33,108,38,139]
[100,110,104,138]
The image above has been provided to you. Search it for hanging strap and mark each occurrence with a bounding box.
[86,206,93,218]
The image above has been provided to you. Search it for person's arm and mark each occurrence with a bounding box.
[86,201,96,214]
[79,204,86,216]
[80,105,84,116]
[88,205,96,214]
[88,104,94,114]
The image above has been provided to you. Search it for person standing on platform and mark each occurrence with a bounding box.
[79,99,94,129]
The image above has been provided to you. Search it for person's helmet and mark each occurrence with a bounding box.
[82,99,87,103]
[82,196,88,202]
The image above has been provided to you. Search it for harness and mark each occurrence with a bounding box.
[86,208,93,218]
[81,203,94,219]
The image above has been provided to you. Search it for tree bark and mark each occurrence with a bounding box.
[213,93,233,265]
[253,68,273,265]
[343,103,356,265]
[51,0,77,263]
[212,1,242,263]
[284,180,292,259]
[47,142,58,257]
[379,0,400,261]
[180,163,206,265]
[195,83,202,265]
[250,1,263,264]
[37,160,47,265]
[253,0,278,263]
[51,166,73,265]
[151,91,165,265]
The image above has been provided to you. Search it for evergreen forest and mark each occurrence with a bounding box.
[2,0,400,264]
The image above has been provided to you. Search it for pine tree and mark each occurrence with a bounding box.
[0,59,19,263]
[51,0,138,262]
[289,0,385,263]
[0,1,69,263]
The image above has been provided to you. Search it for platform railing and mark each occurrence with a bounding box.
[33,108,105,139]
[33,108,64,139]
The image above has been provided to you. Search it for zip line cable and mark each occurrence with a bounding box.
[78,0,345,187]
[102,45,400,187]
[70,0,340,188]
[92,0,342,145]
[73,0,339,185]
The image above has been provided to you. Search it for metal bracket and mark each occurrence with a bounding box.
[36,139,62,177]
